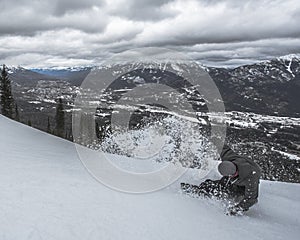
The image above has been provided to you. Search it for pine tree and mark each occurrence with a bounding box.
[68,129,73,141]
[0,64,14,118]
[65,130,68,139]
[65,129,73,141]
[15,103,20,121]
[55,98,65,137]
[28,119,32,126]
[47,117,51,133]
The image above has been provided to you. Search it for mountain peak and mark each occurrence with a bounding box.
[276,53,300,61]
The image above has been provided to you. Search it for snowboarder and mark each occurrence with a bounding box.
[181,141,261,216]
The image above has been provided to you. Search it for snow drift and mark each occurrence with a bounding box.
[0,115,299,240]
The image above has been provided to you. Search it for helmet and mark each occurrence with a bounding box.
[218,161,237,176]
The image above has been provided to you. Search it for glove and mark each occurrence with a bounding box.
[225,205,245,216]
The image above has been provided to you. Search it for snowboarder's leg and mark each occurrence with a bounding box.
[181,178,229,199]
[200,178,231,199]
[226,184,245,203]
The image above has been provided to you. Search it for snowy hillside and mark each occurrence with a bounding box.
[0,115,299,240]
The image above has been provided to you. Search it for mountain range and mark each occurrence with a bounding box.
[8,54,300,117]
[3,55,300,183]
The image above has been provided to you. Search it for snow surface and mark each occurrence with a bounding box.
[0,115,300,240]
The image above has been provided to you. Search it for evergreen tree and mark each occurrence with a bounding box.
[0,64,14,118]
[55,98,65,137]
[65,130,68,139]
[15,103,20,121]
[68,129,73,141]
[47,116,51,133]
[28,119,32,126]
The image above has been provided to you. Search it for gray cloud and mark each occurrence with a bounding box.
[108,0,178,21]
[181,38,300,67]
[134,0,300,46]
[53,0,105,16]
[0,0,107,35]
[0,0,299,67]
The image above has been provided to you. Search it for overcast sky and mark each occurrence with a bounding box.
[0,0,300,68]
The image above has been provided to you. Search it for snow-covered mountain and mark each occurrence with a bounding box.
[7,54,300,117]
[4,56,300,182]
[208,54,300,116]
[9,66,91,86]
[0,115,300,239]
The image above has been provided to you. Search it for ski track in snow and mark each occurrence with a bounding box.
[0,115,299,240]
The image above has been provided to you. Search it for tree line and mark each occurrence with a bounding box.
[0,64,68,139]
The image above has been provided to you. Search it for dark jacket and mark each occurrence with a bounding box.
[220,144,261,210]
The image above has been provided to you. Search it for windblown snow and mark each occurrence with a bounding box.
[0,115,299,240]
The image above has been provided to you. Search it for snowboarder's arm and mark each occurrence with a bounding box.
[220,144,239,162]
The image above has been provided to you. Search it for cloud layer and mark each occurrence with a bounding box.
[0,0,299,67]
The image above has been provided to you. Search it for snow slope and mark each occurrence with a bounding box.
[0,115,299,240]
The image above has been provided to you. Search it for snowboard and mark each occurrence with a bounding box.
[180,182,209,198]
[180,182,244,216]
